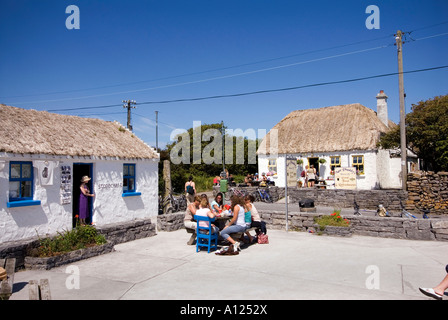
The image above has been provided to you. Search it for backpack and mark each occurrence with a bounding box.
[186,185,194,195]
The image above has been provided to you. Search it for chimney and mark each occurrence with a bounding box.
[376,90,388,127]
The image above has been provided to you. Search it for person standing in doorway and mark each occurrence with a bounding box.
[185,175,196,205]
[79,176,95,226]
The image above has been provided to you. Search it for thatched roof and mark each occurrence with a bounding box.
[0,104,158,160]
[258,103,394,155]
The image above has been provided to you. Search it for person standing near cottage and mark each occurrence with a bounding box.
[79,176,95,226]
[301,166,308,188]
[307,165,316,188]
[185,175,196,205]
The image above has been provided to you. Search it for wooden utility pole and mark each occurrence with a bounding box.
[163,160,172,214]
[395,30,407,191]
[122,99,136,131]
[155,110,159,151]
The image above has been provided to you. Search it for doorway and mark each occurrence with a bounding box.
[307,157,319,177]
[72,163,93,228]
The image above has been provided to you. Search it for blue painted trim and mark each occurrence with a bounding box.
[122,192,141,197]
[7,200,41,208]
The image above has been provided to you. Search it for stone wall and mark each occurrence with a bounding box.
[96,218,156,245]
[0,218,156,270]
[156,209,448,242]
[157,212,185,231]
[407,171,448,215]
[258,210,448,241]
[214,186,409,212]
[288,188,408,212]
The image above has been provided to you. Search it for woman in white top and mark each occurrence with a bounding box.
[220,195,248,251]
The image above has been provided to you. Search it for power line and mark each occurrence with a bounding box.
[0,34,394,100]
[47,103,121,112]
[46,65,448,112]
[9,44,393,105]
[134,65,448,106]
[6,30,447,106]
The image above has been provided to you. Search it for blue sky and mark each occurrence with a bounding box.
[1,0,447,149]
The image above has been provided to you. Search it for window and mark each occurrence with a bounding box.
[267,159,277,174]
[9,161,33,201]
[352,155,364,174]
[330,156,341,174]
[123,164,136,193]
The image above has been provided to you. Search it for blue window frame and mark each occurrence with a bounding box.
[123,163,136,193]
[9,161,34,201]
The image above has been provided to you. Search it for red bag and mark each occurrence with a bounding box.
[257,233,269,244]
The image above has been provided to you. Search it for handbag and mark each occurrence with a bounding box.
[257,233,269,244]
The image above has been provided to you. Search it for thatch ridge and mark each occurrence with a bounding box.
[0,104,158,159]
[258,103,393,155]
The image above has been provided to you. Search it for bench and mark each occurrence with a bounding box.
[29,279,51,300]
[186,228,196,245]
[229,227,258,242]
[0,258,16,300]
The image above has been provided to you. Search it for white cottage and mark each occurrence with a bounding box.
[0,105,159,243]
[257,91,417,189]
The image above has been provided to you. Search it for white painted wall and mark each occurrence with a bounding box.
[92,160,158,225]
[258,150,395,189]
[0,154,159,243]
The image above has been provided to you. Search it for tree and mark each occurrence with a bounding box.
[378,94,448,172]
[159,122,259,194]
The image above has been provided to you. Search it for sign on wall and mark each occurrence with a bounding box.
[335,167,357,189]
[60,165,72,205]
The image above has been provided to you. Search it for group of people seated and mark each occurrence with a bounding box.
[244,172,275,187]
[184,192,267,252]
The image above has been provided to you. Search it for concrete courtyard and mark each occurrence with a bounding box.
[9,227,448,301]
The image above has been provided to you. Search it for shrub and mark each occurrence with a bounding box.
[314,210,350,230]
[35,225,106,257]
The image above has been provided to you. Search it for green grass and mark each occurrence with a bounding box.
[34,225,107,257]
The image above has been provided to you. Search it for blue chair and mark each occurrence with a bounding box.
[194,215,218,253]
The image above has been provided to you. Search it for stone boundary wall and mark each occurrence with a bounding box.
[407,171,448,215]
[96,218,156,245]
[24,242,115,270]
[214,186,409,212]
[259,210,448,241]
[214,177,448,216]
[0,218,156,270]
[288,188,408,212]
[157,212,185,231]
[156,210,448,242]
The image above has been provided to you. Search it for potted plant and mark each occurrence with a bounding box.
[313,210,352,237]
[25,225,113,270]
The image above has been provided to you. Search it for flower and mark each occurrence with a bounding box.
[314,209,350,229]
